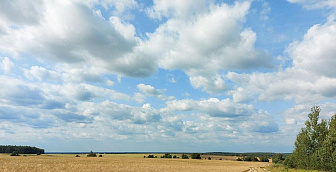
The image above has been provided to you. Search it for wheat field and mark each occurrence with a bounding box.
[0,154,270,172]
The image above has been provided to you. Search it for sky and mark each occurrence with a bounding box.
[0,0,336,153]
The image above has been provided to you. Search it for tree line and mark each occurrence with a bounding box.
[283,106,336,171]
[0,145,44,154]
[145,153,201,159]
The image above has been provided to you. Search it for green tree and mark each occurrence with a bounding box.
[181,153,189,159]
[319,115,336,171]
[286,107,335,170]
[191,153,201,159]
[259,155,269,162]
[87,151,97,157]
[162,153,172,158]
[272,153,284,164]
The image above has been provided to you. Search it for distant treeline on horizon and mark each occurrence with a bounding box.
[0,145,44,154]
[45,151,290,157]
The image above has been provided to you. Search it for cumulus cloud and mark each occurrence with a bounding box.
[288,22,336,78]
[98,0,138,18]
[137,84,163,96]
[0,0,44,26]
[0,76,45,106]
[137,83,175,101]
[0,0,156,78]
[146,0,208,20]
[240,112,279,133]
[227,21,336,104]
[0,57,14,73]
[166,98,254,118]
[143,1,272,93]
[24,66,62,82]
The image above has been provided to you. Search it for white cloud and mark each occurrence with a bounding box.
[137,83,163,97]
[166,98,254,118]
[229,87,254,103]
[136,83,175,101]
[143,1,272,93]
[105,80,114,86]
[0,0,44,26]
[133,92,146,103]
[0,57,14,73]
[98,0,138,18]
[189,74,227,94]
[288,22,336,78]
[24,66,61,82]
[287,0,336,10]
[59,84,131,102]
[260,1,271,21]
[146,0,208,20]
[240,112,279,133]
[0,0,156,78]
[227,21,336,104]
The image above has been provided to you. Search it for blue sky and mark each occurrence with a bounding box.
[1,0,336,153]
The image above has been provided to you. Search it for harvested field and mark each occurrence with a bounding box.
[0,154,270,172]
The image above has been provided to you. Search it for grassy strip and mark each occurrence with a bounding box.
[267,164,321,172]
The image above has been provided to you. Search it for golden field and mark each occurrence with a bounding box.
[0,154,270,172]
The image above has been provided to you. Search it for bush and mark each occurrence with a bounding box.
[283,155,295,168]
[99,155,102,157]
[219,158,222,160]
[173,155,177,158]
[191,153,201,159]
[10,151,19,156]
[272,154,284,164]
[162,153,172,158]
[236,157,243,161]
[87,151,97,157]
[147,154,155,158]
[181,153,189,159]
[76,155,80,157]
[208,157,211,160]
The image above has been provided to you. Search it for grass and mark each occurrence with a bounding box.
[267,164,321,172]
[0,154,270,172]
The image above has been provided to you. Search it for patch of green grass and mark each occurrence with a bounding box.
[267,164,321,172]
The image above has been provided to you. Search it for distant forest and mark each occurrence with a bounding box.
[0,145,44,154]
[203,152,290,157]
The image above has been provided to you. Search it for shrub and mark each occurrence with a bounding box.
[162,153,172,158]
[283,155,295,168]
[87,151,97,157]
[219,158,222,160]
[147,154,155,158]
[76,155,80,157]
[99,155,102,157]
[208,157,211,160]
[272,154,284,164]
[173,155,177,158]
[181,153,189,159]
[191,153,201,159]
[236,157,243,161]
